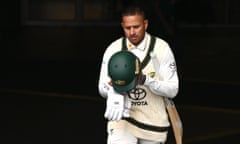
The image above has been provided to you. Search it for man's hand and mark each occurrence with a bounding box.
[104,88,124,121]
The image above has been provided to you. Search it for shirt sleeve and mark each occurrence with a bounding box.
[98,48,112,98]
[98,39,122,98]
[144,42,179,98]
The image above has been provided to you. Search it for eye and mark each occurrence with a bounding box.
[124,64,128,68]
[114,64,118,68]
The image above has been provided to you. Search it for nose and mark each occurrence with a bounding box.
[130,27,135,35]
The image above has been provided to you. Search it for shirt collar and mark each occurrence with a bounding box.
[126,33,149,51]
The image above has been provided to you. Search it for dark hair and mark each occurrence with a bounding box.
[121,2,147,20]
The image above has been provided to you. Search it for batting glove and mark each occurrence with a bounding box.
[123,95,131,118]
[104,88,124,121]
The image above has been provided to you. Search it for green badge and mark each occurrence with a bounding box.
[149,72,156,78]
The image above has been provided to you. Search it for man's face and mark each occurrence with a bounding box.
[121,14,148,46]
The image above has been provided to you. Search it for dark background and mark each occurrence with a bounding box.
[1,0,240,143]
[1,0,240,107]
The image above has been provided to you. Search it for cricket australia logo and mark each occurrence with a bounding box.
[128,87,148,106]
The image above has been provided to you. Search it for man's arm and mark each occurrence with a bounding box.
[144,42,179,98]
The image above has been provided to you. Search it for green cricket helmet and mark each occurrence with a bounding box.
[108,51,141,93]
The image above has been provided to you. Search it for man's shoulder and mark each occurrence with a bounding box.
[151,35,169,47]
[148,34,167,43]
[146,33,168,46]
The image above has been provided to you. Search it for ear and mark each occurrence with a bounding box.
[121,22,124,29]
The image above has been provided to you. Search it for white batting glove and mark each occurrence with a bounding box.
[123,95,131,118]
[104,88,124,121]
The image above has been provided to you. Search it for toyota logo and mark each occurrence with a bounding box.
[128,87,146,100]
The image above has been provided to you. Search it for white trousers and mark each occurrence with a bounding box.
[107,129,164,144]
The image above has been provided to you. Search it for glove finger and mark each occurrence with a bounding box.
[111,109,118,121]
[117,111,123,120]
[104,108,110,119]
[109,108,116,120]
[105,108,113,120]
[114,109,122,121]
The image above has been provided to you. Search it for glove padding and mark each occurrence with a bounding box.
[104,88,124,121]
[104,88,131,121]
[123,95,131,117]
